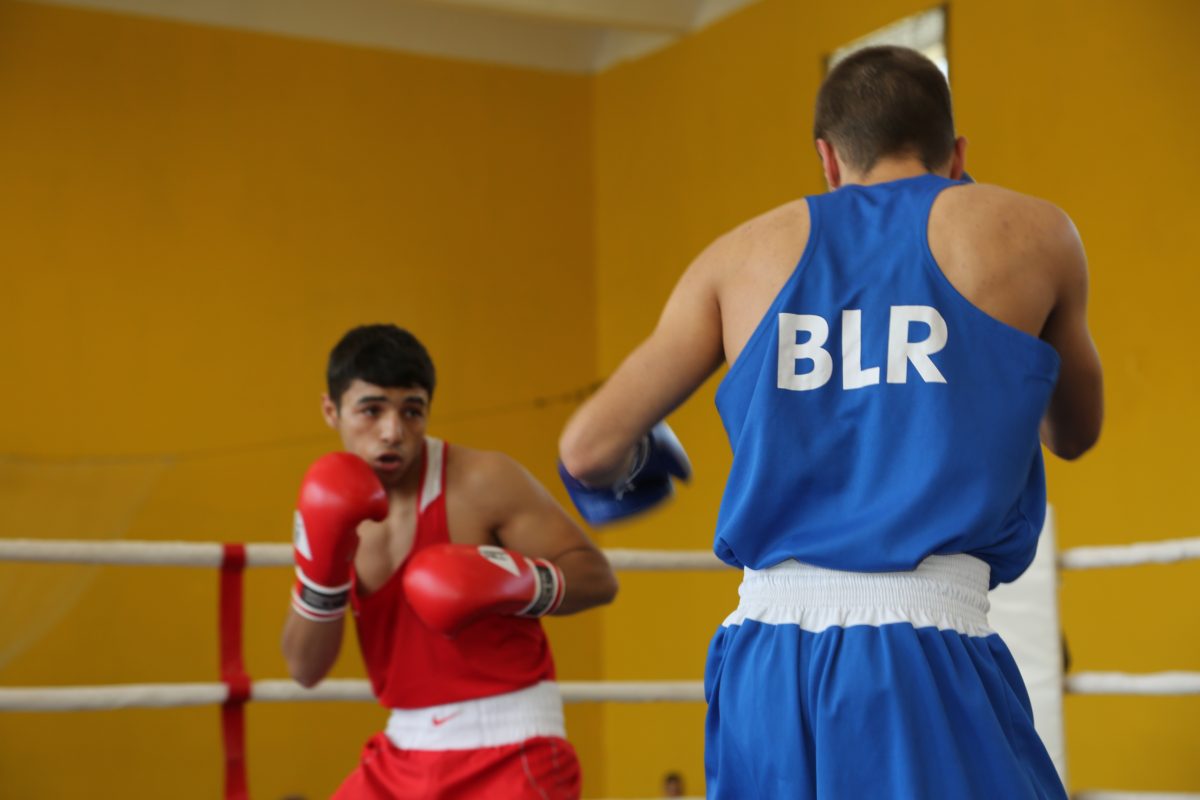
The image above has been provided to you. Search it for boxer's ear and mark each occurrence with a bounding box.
[949,136,968,181]
[321,393,339,428]
[816,139,842,190]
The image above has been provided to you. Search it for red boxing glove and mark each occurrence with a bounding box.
[291,452,388,622]
[402,544,565,636]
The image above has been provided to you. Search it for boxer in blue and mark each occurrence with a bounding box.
[558,46,1103,798]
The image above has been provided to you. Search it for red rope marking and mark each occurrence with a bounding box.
[220,544,250,800]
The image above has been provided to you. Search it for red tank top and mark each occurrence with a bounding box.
[349,438,556,709]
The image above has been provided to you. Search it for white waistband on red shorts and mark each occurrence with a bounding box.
[384,681,564,751]
[722,553,993,637]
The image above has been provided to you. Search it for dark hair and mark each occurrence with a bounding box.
[814,45,955,173]
[326,324,436,406]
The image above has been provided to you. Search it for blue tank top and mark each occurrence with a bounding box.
[713,174,1060,587]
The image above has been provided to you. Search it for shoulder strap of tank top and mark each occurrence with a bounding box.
[911,173,962,247]
[418,438,446,513]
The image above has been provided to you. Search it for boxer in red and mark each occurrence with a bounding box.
[282,324,618,799]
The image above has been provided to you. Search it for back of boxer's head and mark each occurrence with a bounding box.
[327,324,436,406]
[814,45,955,173]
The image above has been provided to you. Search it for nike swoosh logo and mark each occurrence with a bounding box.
[431,711,462,727]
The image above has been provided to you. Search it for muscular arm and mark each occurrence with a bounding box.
[1039,212,1103,459]
[281,612,344,688]
[559,236,727,484]
[476,452,618,614]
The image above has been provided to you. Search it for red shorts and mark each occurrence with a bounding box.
[332,732,581,800]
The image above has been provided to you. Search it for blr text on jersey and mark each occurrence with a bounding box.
[777,306,948,391]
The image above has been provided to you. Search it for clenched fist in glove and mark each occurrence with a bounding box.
[291,452,389,622]
[558,421,691,525]
[403,543,565,636]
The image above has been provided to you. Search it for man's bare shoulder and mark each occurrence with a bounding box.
[448,445,523,488]
[932,182,1085,290]
[446,445,543,507]
[936,182,1078,245]
[702,199,810,285]
[725,199,810,249]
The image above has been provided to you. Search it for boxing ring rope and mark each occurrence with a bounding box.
[1059,537,1200,570]
[7,537,1200,568]
[6,535,1200,570]
[0,679,709,712]
[0,539,729,571]
[1,536,1199,706]
[6,668,1200,712]
[2,535,1199,800]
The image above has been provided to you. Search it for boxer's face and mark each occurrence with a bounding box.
[323,379,429,486]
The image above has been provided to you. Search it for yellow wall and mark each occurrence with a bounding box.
[4,0,1200,797]
[594,0,1200,795]
[956,1,1200,791]
[0,2,602,797]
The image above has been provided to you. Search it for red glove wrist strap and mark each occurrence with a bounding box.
[291,575,349,622]
[520,559,565,618]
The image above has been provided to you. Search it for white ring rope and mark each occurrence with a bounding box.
[601,548,727,571]
[1,537,1197,709]
[0,539,289,567]
[0,680,707,711]
[3,669,1198,712]
[0,540,728,571]
[1058,537,1200,570]
[3,537,1199,570]
[3,537,1199,800]
[1065,671,1200,696]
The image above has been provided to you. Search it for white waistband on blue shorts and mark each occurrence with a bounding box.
[384,681,564,751]
[722,554,993,637]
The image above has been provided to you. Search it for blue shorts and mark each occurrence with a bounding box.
[704,555,1066,799]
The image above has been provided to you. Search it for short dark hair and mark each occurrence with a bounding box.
[326,324,436,406]
[814,45,955,173]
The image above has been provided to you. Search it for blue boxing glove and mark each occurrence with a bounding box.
[558,422,692,525]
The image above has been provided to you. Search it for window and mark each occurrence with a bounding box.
[827,6,948,79]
